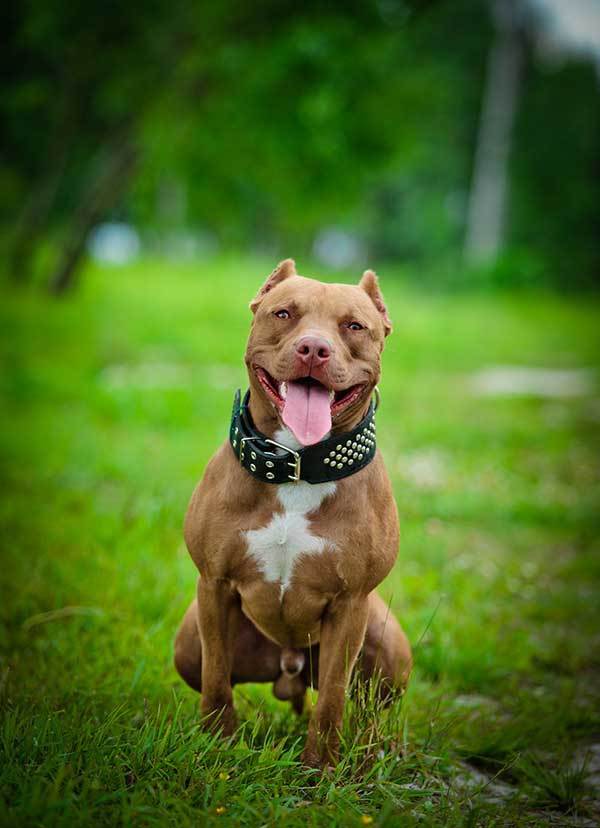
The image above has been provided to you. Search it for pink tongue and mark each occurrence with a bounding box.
[282,381,332,446]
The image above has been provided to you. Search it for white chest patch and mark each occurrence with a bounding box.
[242,428,336,596]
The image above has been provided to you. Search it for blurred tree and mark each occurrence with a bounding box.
[464,0,524,264]
[4,0,421,292]
[2,0,206,292]
[1,0,598,291]
[464,0,600,284]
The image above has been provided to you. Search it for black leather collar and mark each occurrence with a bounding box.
[229,388,377,485]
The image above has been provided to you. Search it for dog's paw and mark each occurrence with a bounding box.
[201,703,237,737]
[302,723,340,771]
[301,745,337,772]
[300,746,323,770]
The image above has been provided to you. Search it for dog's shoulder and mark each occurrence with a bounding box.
[309,453,399,592]
[183,442,277,575]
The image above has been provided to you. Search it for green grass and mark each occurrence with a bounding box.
[1,256,599,826]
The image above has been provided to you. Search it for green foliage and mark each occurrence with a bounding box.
[1,0,190,209]
[3,1,599,289]
[1,258,599,825]
[510,58,600,290]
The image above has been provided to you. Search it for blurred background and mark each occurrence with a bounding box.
[2,1,600,825]
[2,0,599,291]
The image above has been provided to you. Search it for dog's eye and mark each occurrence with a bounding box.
[274,309,290,320]
[347,321,364,331]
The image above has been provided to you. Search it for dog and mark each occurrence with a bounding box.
[174,259,412,768]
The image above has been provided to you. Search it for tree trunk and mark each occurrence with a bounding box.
[48,140,139,295]
[8,141,71,285]
[464,0,524,265]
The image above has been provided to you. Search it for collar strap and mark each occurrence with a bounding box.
[229,389,377,485]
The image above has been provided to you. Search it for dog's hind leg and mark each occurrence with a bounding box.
[174,596,282,692]
[174,599,203,691]
[356,592,412,700]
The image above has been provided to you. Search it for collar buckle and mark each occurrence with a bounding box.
[264,438,302,482]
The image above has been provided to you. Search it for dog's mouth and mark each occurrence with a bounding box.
[254,366,367,446]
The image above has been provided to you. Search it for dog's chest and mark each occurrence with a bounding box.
[242,480,336,595]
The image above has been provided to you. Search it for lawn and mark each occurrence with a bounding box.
[1,257,599,826]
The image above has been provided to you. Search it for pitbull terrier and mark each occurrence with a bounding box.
[174,259,412,768]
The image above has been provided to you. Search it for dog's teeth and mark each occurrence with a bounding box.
[280,382,287,399]
[329,389,335,401]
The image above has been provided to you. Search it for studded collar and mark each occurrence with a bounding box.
[229,389,378,485]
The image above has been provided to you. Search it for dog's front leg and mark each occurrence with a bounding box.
[302,594,369,769]
[196,576,239,736]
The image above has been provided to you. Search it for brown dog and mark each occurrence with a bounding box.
[175,259,412,768]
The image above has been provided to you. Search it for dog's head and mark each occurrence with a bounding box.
[245,259,392,446]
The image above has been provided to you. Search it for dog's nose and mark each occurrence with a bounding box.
[295,335,331,365]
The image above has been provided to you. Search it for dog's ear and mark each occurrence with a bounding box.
[250,259,297,313]
[359,269,392,336]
